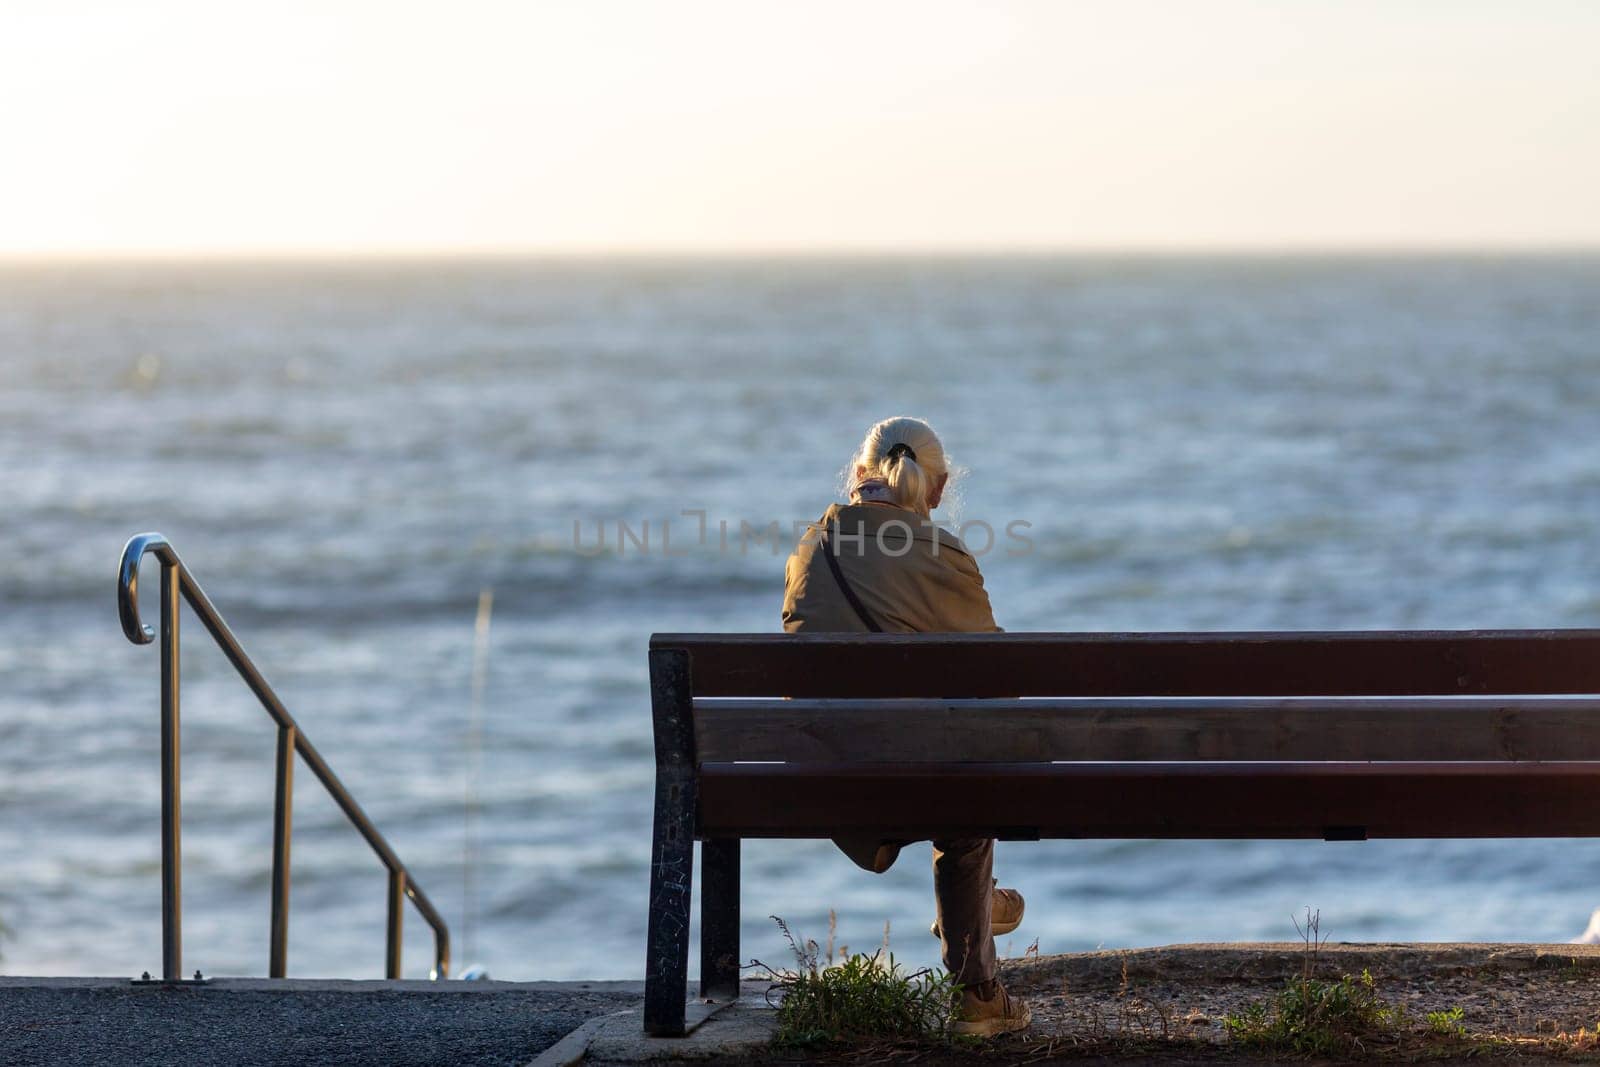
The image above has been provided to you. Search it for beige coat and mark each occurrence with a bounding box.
[782,502,1001,634]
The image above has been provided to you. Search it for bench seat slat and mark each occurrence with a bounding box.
[695,696,1600,763]
[654,631,1600,698]
[697,761,1600,839]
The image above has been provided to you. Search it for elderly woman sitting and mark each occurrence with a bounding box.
[781,415,1030,1038]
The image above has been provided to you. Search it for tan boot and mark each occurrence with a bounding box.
[930,883,1025,939]
[951,978,1031,1037]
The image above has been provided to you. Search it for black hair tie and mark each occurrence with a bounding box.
[885,442,917,464]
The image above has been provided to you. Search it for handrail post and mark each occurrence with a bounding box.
[160,557,183,983]
[387,870,405,979]
[269,724,295,978]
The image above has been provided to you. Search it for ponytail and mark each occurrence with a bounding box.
[880,450,929,512]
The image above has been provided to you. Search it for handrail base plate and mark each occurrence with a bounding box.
[131,974,211,987]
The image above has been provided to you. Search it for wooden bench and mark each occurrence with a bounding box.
[643,630,1600,1036]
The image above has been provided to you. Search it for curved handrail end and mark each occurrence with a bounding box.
[119,532,174,644]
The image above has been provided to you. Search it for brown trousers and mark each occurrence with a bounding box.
[833,837,996,986]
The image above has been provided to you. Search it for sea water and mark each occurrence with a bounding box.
[1,255,1598,980]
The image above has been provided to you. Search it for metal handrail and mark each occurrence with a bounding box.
[118,532,450,981]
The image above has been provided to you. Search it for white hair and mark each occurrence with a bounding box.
[849,416,949,514]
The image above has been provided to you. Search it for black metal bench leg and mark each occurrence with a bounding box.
[700,838,740,1001]
[644,649,696,1037]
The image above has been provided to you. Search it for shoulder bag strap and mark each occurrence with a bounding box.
[819,526,884,633]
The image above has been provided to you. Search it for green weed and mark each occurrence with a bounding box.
[760,914,961,1048]
[1223,909,1402,1056]
[1224,968,1397,1056]
[1425,1005,1466,1038]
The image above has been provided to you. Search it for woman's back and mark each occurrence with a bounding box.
[782,500,999,633]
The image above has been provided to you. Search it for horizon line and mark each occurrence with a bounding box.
[4,242,1600,265]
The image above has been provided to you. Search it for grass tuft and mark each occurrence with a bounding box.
[759,914,961,1048]
[1222,909,1404,1056]
[1224,968,1398,1056]
[1425,1005,1466,1038]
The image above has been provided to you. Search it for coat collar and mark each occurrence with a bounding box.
[820,502,974,559]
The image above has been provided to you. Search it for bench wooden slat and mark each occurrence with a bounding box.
[697,760,1600,839]
[694,696,1600,763]
[652,631,1600,697]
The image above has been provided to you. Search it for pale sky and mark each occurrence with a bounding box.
[3,0,1598,255]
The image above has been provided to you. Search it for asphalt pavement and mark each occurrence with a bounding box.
[0,978,642,1067]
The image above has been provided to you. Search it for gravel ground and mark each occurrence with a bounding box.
[0,980,641,1067]
[751,943,1600,1065]
[1001,942,1600,1060]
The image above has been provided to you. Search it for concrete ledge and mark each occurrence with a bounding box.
[577,1001,779,1065]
